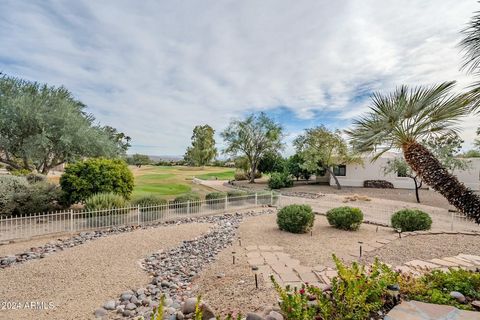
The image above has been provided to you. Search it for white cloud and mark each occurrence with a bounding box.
[0,0,479,154]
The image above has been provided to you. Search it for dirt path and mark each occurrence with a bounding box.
[0,223,211,320]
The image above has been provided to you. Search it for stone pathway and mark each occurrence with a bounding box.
[386,300,480,320]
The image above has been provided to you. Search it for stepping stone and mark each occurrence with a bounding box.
[458,254,480,264]
[270,263,291,274]
[366,242,384,249]
[258,245,272,251]
[246,252,261,258]
[376,239,391,244]
[283,258,301,267]
[312,265,327,272]
[405,260,440,270]
[455,255,480,265]
[442,257,474,267]
[246,245,258,251]
[429,258,458,267]
[297,271,319,283]
[394,266,418,275]
[275,252,291,260]
[279,271,301,282]
[257,265,273,276]
[247,257,265,267]
[385,300,480,320]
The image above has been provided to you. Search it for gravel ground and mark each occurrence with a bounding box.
[0,223,211,320]
[194,214,395,316]
[361,234,480,266]
[0,235,70,257]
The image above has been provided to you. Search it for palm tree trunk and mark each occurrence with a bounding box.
[403,142,480,223]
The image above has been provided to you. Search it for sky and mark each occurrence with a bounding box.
[1,0,480,156]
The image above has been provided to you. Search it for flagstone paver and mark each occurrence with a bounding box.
[405,260,440,270]
[385,300,480,320]
[441,257,474,267]
[428,258,459,267]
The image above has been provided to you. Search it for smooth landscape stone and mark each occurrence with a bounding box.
[94,308,108,318]
[450,291,466,303]
[246,312,265,320]
[103,300,116,310]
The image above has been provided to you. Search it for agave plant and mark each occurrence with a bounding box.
[346,82,480,223]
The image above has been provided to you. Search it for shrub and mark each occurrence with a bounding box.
[272,255,398,320]
[234,171,247,181]
[206,192,227,209]
[172,193,201,209]
[9,168,31,176]
[391,209,432,232]
[326,206,364,231]
[84,192,128,211]
[26,173,47,183]
[227,190,249,205]
[364,180,394,188]
[400,268,480,310]
[132,195,167,207]
[277,204,314,233]
[60,158,134,205]
[0,176,62,216]
[268,172,294,189]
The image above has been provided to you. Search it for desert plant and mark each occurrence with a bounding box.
[26,172,47,183]
[60,158,134,205]
[132,195,167,208]
[9,168,31,176]
[234,170,247,181]
[400,268,480,310]
[84,192,128,211]
[172,193,201,211]
[391,209,432,232]
[272,255,398,320]
[205,192,227,209]
[347,82,480,222]
[268,172,293,189]
[277,204,314,234]
[226,189,249,205]
[326,206,364,231]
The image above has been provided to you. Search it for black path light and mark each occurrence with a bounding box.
[252,266,259,289]
[358,241,363,258]
[232,251,236,265]
[387,284,400,304]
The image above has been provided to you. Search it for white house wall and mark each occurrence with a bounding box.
[329,157,480,191]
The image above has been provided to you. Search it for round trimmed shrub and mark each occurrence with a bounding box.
[277,204,314,234]
[268,172,293,189]
[326,206,364,231]
[234,171,247,181]
[60,158,134,205]
[391,209,432,232]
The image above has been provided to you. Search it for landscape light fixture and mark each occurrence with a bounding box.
[252,266,259,289]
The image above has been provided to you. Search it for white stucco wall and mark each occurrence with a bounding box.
[329,156,480,191]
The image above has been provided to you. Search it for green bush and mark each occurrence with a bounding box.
[84,192,128,211]
[132,195,167,207]
[206,192,227,209]
[326,206,364,231]
[391,209,432,232]
[400,268,480,310]
[0,176,62,216]
[268,172,293,189]
[277,204,314,233]
[172,193,201,208]
[234,171,247,181]
[272,255,398,320]
[60,158,134,205]
[9,168,31,176]
[227,190,249,205]
[26,173,47,183]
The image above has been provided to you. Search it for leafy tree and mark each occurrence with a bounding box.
[347,82,480,222]
[258,151,286,174]
[127,154,151,167]
[286,154,313,181]
[0,75,129,174]
[60,158,134,205]
[221,113,283,183]
[294,126,360,189]
[462,149,480,158]
[384,157,423,203]
[184,125,217,166]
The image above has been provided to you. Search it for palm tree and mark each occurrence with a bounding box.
[346,82,480,223]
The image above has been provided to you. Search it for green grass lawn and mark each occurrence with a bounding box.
[131,165,233,199]
[195,170,235,180]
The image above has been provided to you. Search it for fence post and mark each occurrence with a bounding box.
[187,201,190,215]
[70,209,74,232]
[224,196,228,212]
[137,205,141,226]
[450,210,454,231]
[255,192,258,206]
[270,191,274,206]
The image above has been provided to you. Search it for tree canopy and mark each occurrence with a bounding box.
[0,75,130,174]
[294,126,360,189]
[184,125,217,166]
[221,112,283,182]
